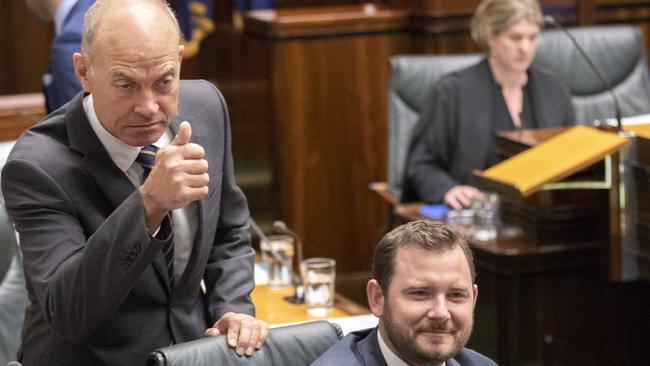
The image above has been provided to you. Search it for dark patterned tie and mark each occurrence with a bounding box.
[135,145,158,181]
[136,145,174,289]
[161,220,175,290]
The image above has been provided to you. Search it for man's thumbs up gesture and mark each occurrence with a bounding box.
[140,121,209,233]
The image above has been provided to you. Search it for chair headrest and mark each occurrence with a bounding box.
[390,54,482,113]
[534,25,642,96]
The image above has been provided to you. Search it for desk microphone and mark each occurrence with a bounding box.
[543,15,623,131]
[273,220,305,303]
[248,217,283,264]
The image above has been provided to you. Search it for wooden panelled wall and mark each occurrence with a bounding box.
[0,0,53,95]
[2,0,650,292]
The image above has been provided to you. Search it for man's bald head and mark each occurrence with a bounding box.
[81,0,181,62]
[72,0,185,147]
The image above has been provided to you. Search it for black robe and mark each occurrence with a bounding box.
[403,59,573,203]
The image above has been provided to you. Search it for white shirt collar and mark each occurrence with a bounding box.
[377,327,410,366]
[82,94,170,173]
[54,0,79,35]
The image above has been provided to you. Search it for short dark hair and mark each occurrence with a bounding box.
[373,220,475,294]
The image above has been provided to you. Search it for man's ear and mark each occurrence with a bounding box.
[73,53,91,92]
[177,45,185,67]
[367,279,385,317]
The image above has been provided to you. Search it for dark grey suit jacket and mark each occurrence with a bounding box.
[1,80,255,365]
[311,327,497,366]
[403,59,573,203]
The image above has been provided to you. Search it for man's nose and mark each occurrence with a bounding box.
[426,296,451,321]
[134,89,160,117]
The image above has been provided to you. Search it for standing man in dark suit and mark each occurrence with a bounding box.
[2,0,268,364]
[25,0,94,113]
[313,220,496,366]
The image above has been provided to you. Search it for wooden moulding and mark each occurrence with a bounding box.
[243,4,410,39]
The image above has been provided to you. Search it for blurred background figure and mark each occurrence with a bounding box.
[402,0,574,209]
[24,0,94,113]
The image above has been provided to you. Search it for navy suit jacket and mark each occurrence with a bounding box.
[312,327,497,366]
[44,0,94,113]
[1,80,255,365]
[402,59,573,203]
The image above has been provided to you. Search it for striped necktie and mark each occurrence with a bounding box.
[135,145,158,181]
[161,221,175,290]
[135,145,174,289]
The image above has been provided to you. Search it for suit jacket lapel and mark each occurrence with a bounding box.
[168,110,209,296]
[360,328,389,366]
[528,70,553,128]
[65,94,136,209]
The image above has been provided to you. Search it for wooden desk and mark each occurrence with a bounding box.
[251,285,369,325]
[397,202,600,258]
[0,93,45,141]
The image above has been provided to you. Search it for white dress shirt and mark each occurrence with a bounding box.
[83,94,197,285]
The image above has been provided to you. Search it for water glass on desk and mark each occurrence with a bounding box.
[301,258,336,317]
[260,235,294,288]
[471,192,500,242]
[446,208,475,238]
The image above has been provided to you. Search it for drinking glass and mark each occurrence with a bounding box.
[301,258,336,317]
[471,192,500,242]
[260,235,295,288]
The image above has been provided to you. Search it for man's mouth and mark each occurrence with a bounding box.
[130,120,163,128]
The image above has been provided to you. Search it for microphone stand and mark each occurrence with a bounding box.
[544,15,623,131]
[273,220,305,304]
[248,217,284,265]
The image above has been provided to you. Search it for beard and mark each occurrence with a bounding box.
[381,302,473,365]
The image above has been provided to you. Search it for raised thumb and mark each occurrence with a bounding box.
[171,121,192,146]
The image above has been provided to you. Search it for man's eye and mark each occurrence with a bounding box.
[449,292,468,301]
[157,79,173,88]
[407,290,429,299]
[117,83,133,90]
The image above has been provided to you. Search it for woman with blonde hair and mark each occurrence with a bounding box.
[404,0,573,209]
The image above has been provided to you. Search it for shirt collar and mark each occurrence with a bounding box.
[54,0,79,35]
[82,94,170,173]
[377,327,410,366]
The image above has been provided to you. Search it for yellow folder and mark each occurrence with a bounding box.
[624,123,650,139]
[475,125,628,197]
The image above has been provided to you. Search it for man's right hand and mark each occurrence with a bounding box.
[140,121,209,233]
[443,185,484,210]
